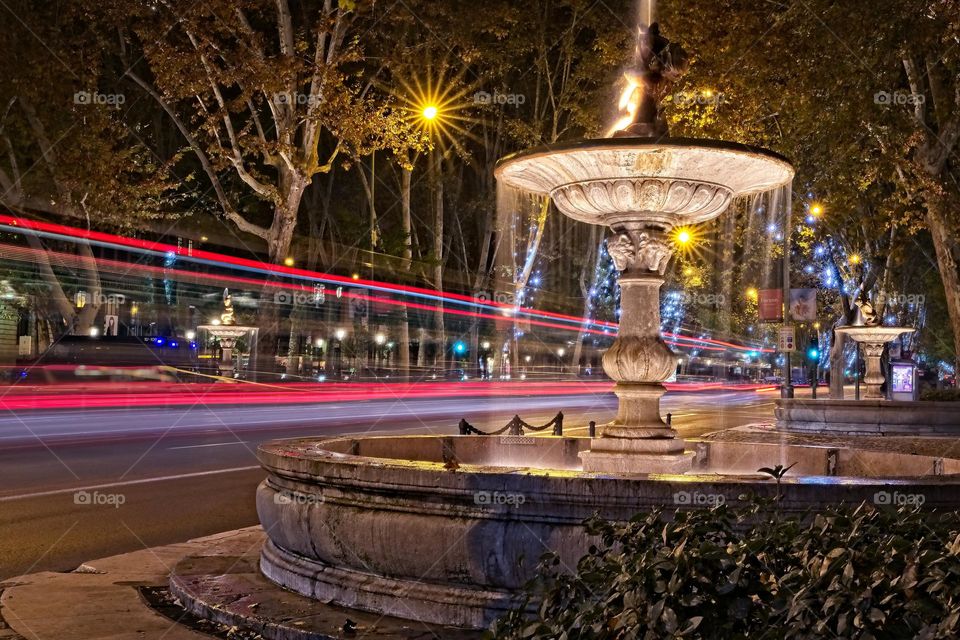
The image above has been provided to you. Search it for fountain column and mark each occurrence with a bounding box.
[579,224,691,474]
[861,343,886,399]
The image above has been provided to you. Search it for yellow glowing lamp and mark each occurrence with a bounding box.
[422,105,439,121]
[810,203,824,217]
[746,287,759,301]
[674,228,693,246]
[849,254,862,265]
[283,257,295,267]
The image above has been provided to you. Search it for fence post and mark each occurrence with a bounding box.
[666,413,672,426]
[588,420,596,438]
[509,416,523,436]
[553,411,564,436]
[458,419,469,435]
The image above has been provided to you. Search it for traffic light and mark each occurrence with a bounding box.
[807,338,820,362]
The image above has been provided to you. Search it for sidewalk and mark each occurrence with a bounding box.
[0,528,482,640]
[0,529,246,640]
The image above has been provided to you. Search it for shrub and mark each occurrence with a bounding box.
[488,501,960,639]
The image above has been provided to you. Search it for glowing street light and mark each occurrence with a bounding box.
[283,257,295,267]
[746,287,759,301]
[421,104,439,121]
[334,328,347,340]
[849,253,862,265]
[674,227,693,246]
[374,333,386,345]
[557,348,566,357]
[810,203,824,217]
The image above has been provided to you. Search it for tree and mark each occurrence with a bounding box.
[0,0,177,337]
[664,0,960,371]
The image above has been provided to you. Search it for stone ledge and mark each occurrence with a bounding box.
[776,399,960,435]
[170,532,483,639]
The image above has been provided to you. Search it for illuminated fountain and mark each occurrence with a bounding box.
[167,7,960,637]
[494,19,792,473]
[775,295,953,436]
[834,297,915,399]
[196,289,257,377]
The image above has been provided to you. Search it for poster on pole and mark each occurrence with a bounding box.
[789,288,818,321]
[778,326,796,352]
[758,289,783,322]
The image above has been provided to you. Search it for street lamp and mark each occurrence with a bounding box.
[421,104,439,121]
[335,328,346,341]
[673,227,694,247]
[375,333,386,345]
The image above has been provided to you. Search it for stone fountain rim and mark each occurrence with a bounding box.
[257,435,960,485]
[493,136,795,185]
[834,325,916,339]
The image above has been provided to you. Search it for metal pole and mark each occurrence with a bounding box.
[781,185,794,399]
[854,345,861,400]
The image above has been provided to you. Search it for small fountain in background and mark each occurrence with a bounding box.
[834,295,915,400]
[196,288,258,377]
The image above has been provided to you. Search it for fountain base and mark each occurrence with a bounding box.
[579,445,693,474]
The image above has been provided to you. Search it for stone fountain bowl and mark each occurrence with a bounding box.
[256,434,960,629]
[494,137,794,227]
[834,325,916,343]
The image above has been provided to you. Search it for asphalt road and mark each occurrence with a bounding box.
[0,390,776,579]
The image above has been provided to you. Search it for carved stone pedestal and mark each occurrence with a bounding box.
[579,228,693,474]
[834,326,915,401]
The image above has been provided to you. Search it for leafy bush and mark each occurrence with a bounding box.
[920,389,960,402]
[488,501,960,639]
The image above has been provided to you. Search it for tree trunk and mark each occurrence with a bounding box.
[925,194,960,372]
[398,166,413,379]
[432,153,445,368]
[257,172,308,380]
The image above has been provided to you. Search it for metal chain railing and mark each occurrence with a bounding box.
[458,411,564,436]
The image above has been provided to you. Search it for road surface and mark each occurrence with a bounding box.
[0,389,776,578]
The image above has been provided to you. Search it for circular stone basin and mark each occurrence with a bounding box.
[494,137,794,226]
[834,326,915,343]
[256,434,960,629]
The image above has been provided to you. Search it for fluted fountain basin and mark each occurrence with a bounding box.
[256,434,960,629]
[834,325,915,344]
[494,137,794,226]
